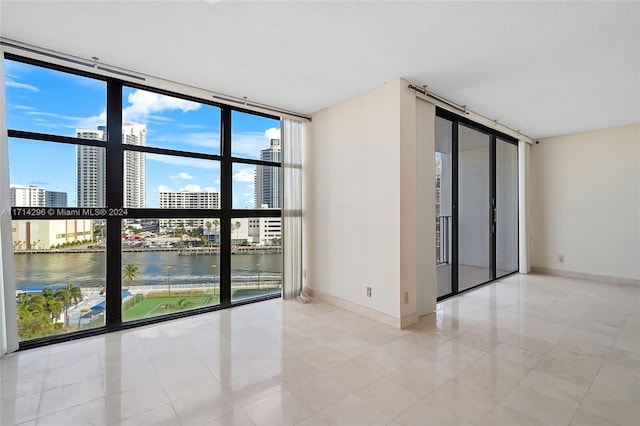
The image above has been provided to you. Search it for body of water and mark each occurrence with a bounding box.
[13,251,282,290]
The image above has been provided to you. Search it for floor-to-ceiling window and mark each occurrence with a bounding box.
[5,54,282,346]
[435,108,518,300]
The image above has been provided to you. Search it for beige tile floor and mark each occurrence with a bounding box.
[1,273,639,425]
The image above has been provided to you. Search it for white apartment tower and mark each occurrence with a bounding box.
[10,185,67,207]
[75,128,106,207]
[159,189,220,230]
[10,184,46,207]
[121,123,146,208]
[255,139,282,209]
[76,123,146,208]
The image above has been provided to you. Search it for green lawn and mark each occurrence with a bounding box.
[121,287,280,322]
[122,296,219,322]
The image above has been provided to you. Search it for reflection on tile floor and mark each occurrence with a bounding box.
[2,273,639,425]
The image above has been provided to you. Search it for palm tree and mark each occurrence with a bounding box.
[233,221,241,244]
[205,221,212,247]
[213,219,220,246]
[122,263,139,285]
[17,311,53,339]
[17,293,31,311]
[93,222,105,242]
[54,283,83,330]
[47,299,63,325]
[16,292,56,339]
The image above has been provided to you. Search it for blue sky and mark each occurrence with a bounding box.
[4,59,280,209]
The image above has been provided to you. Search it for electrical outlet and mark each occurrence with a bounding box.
[558,255,565,263]
[366,287,372,297]
[404,291,409,304]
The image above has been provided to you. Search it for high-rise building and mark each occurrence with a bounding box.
[76,123,146,208]
[159,189,220,230]
[76,128,106,207]
[121,123,146,208]
[45,191,67,207]
[248,217,281,246]
[10,184,68,208]
[255,139,281,209]
[10,184,46,207]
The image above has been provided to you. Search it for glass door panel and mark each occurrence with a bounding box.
[458,124,491,291]
[496,139,519,278]
[435,116,453,298]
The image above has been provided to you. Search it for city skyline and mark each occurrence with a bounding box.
[5,58,281,209]
[75,123,147,208]
[9,183,67,207]
[255,138,282,209]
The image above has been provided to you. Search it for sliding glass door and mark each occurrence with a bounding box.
[435,116,453,298]
[435,109,518,300]
[496,139,519,278]
[458,124,492,291]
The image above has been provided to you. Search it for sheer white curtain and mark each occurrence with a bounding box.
[0,55,19,355]
[282,118,304,300]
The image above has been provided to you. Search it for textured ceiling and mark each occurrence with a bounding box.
[1,0,639,138]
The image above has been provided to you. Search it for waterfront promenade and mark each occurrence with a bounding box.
[13,246,282,255]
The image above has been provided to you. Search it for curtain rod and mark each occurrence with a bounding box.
[212,94,311,122]
[1,40,146,81]
[408,84,468,115]
[408,82,533,143]
[1,37,311,122]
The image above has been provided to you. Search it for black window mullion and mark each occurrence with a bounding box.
[451,120,459,296]
[490,135,497,280]
[220,108,232,306]
[230,157,281,168]
[105,80,123,326]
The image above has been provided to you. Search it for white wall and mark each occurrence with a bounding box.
[415,100,437,317]
[1,53,19,354]
[305,79,436,326]
[306,80,402,322]
[530,123,640,283]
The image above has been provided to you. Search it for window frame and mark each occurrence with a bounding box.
[5,53,283,349]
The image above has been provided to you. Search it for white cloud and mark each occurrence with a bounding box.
[6,80,39,92]
[231,132,270,157]
[181,184,201,192]
[231,128,280,157]
[183,132,220,148]
[146,154,218,169]
[265,127,281,140]
[233,168,255,183]
[27,111,76,120]
[156,185,173,193]
[76,111,107,130]
[146,115,174,123]
[14,105,36,110]
[123,89,201,122]
[170,172,195,180]
[204,186,219,192]
[24,109,106,132]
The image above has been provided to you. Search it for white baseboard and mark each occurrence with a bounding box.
[305,288,418,329]
[531,267,640,287]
